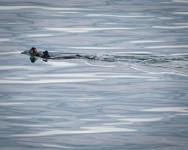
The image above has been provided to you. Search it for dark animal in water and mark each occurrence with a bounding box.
[22,47,98,63]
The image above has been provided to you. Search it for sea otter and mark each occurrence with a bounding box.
[24,47,98,63]
[29,47,50,58]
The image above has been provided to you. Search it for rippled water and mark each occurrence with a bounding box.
[0,0,188,150]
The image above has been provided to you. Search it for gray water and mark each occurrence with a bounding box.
[0,0,188,149]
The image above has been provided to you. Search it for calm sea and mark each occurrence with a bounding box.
[0,0,188,149]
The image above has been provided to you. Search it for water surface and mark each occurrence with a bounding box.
[0,0,188,150]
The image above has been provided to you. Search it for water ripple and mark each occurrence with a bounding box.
[145,45,188,49]
[0,66,40,70]
[0,103,24,106]
[0,38,10,42]
[0,6,92,11]
[118,117,162,123]
[26,34,53,37]
[0,78,103,84]
[68,46,125,49]
[129,40,164,44]
[142,107,188,113]
[173,12,188,15]
[86,14,152,18]
[28,73,157,79]
[45,27,134,33]
[12,124,49,127]
[12,126,136,137]
[172,0,188,3]
[152,25,188,29]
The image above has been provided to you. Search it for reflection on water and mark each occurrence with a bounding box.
[45,27,134,33]
[13,126,137,137]
[0,38,11,42]
[0,0,188,150]
[0,5,91,11]
[86,14,153,18]
[142,107,188,113]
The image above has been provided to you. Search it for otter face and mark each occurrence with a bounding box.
[29,47,38,55]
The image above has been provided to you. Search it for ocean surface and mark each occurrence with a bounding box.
[0,0,188,149]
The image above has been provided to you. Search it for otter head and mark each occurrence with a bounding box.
[29,47,38,56]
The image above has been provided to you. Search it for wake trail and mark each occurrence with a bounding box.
[21,50,188,77]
